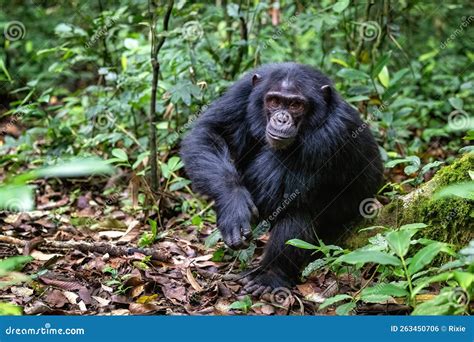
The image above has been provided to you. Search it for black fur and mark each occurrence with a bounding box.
[180,62,383,289]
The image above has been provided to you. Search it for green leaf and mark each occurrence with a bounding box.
[448,97,463,110]
[385,229,418,258]
[111,149,129,162]
[0,256,33,273]
[404,164,419,175]
[336,68,370,81]
[372,52,392,78]
[286,239,318,250]
[360,283,408,299]
[433,182,474,200]
[319,294,352,309]
[333,0,350,13]
[211,248,225,262]
[204,229,222,248]
[0,303,22,316]
[124,38,139,50]
[453,271,474,290]
[169,179,191,192]
[191,215,202,226]
[408,242,446,275]
[0,185,35,212]
[302,259,327,277]
[335,302,356,315]
[238,243,256,263]
[418,50,438,62]
[412,289,466,315]
[359,294,393,303]
[346,95,370,103]
[132,152,150,170]
[229,295,252,312]
[330,58,349,68]
[33,158,114,179]
[161,163,170,179]
[167,156,184,172]
[378,66,390,88]
[385,158,410,168]
[226,3,240,18]
[399,223,427,230]
[412,301,453,316]
[0,58,12,82]
[412,272,453,297]
[337,250,401,266]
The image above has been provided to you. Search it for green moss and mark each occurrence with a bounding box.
[345,153,474,249]
[399,153,473,246]
[434,153,474,186]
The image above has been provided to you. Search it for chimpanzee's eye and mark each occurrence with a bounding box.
[267,97,281,109]
[289,101,304,112]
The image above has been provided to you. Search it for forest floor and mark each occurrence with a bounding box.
[0,172,416,316]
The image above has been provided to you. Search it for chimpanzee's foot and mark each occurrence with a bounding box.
[240,268,293,296]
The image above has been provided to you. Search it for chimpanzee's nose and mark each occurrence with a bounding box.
[275,112,291,125]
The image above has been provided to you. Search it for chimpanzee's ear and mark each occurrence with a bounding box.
[252,73,262,86]
[321,84,332,104]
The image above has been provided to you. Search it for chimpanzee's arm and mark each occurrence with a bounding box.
[180,78,258,249]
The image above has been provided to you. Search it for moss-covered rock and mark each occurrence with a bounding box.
[345,153,473,249]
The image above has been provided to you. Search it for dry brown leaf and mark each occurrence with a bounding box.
[30,250,61,261]
[39,276,84,291]
[129,303,159,314]
[117,219,141,243]
[63,291,79,305]
[186,268,203,292]
[98,231,125,239]
[130,284,145,298]
[92,296,111,307]
[162,285,186,302]
[10,286,34,297]
[297,282,320,297]
[46,289,68,308]
[78,300,87,311]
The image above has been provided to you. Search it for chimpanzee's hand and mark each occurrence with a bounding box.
[217,187,259,250]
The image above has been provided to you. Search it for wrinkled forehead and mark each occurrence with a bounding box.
[267,76,302,95]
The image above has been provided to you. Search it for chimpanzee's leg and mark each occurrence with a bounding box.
[242,211,317,295]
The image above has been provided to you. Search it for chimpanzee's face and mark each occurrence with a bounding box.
[263,79,308,150]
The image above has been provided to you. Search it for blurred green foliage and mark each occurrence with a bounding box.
[0,0,473,200]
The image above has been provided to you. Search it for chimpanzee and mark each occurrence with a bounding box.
[180,62,383,295]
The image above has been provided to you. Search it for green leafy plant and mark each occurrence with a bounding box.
[138,218,167,247]
[229,295,253,314]
[0,256,33,316]
[294,224,473,315]
[0,158,113,212]
[102,266,132,295]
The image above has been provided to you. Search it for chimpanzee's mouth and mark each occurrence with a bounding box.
[267,131,291,141]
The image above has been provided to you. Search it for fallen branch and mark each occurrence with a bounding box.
[0,235,170,262]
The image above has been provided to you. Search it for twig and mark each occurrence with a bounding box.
[230,0,249,78]
[148,0,174,194]
[0,235,170,262]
